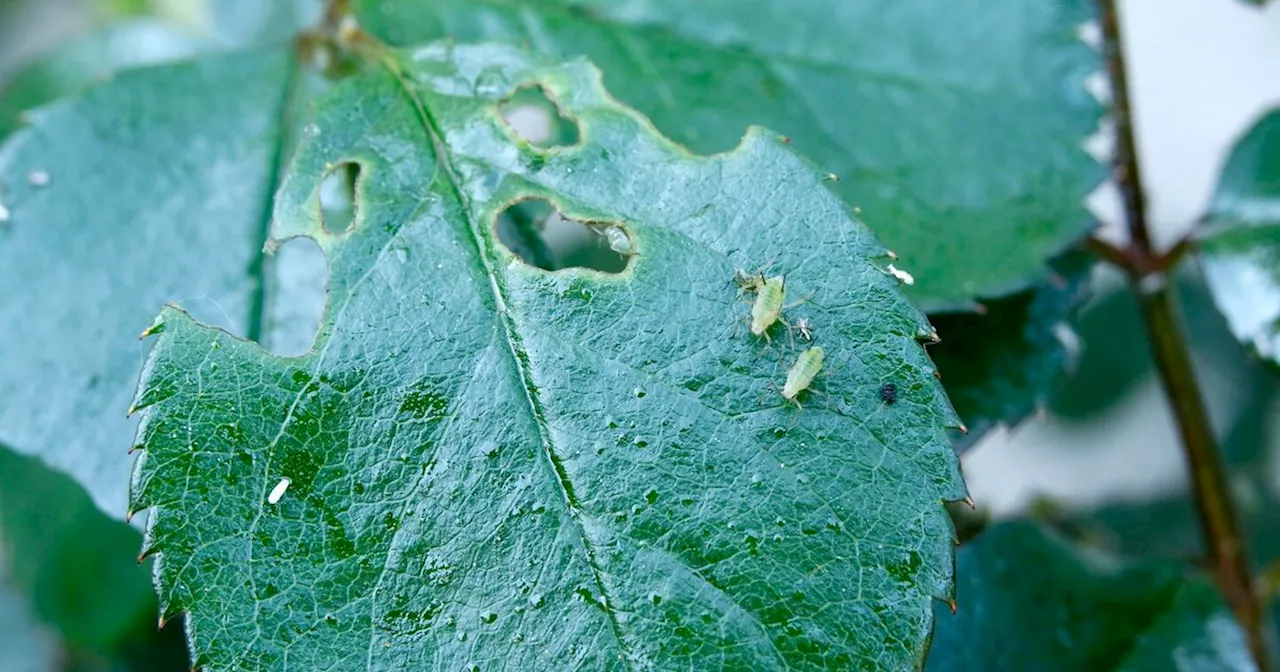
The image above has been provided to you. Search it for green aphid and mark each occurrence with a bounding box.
[782,346,824,407]
[750,275,787,340]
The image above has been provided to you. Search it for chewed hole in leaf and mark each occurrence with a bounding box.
[319,162,360,234]
[494,198,632,274]
[499,85,580,148]
[264,236,326,357]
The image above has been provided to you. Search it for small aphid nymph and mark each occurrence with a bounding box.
[879,382,897,405]
[750,275,787,339]
[782,346,824,407]
[268,477,292,505]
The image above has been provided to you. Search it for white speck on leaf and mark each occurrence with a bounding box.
[27,170,50,187]
[0,203,9,222]
[268,477,291,504]
[887,264,915,285]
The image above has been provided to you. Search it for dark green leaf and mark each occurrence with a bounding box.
[1049,272,1152,420]
[1199,109,1280,367]
[931,253,1091,446]
[927,523,1254,672]
[0,19,204,138]
[0,443,180,662]
[1050,265,1260,425]
[351,0,1104,310]
[0,50,297,517]
[130,43,966,669]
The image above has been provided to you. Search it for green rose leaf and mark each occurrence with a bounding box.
[0,50,298,517]
[1198,109,1280,367]
[129,43,966,669]
[352,0,1103,310]
[928,523,1254,672]
[0,19,204,138]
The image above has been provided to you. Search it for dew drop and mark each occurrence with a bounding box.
[634,387,646,398]
[644,488,659,505]
[480,611,498,624]
[529,593,545,608]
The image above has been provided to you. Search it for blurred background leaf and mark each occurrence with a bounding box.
[1198,108,1280,368]
[0,445,188,670]
[927,522,1255,671]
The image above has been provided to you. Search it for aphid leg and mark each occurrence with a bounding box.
[782,293,813,311]
[777,315,798,356]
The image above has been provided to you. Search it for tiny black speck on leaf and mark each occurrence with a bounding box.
[879,383,897,405]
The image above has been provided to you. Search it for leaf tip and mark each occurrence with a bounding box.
[139,318,166,340]
[137,542,159,565]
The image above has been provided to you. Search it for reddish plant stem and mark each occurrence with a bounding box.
[1096,1,1269,668]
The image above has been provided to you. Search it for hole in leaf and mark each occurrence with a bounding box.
[494,198,632,274]
[499,86,580,148]
[264,236,326,356]
[319,162,360,234]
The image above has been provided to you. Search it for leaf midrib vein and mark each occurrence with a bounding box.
[379,59,637,669]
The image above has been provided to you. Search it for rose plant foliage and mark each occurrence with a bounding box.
[0,0,1276,670]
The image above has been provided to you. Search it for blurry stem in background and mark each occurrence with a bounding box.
[1094,1,1270,669]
